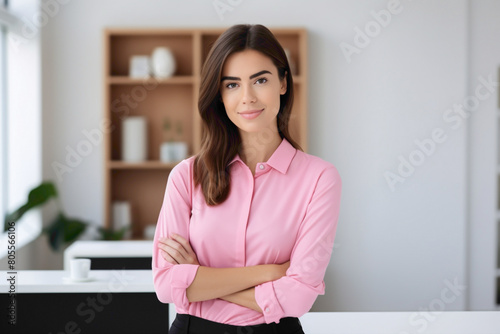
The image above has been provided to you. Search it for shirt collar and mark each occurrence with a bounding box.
[228,138,297,174]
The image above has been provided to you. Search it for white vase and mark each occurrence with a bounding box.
[112,201,132,239]
[122,116,147,162]
[151,47,176,78]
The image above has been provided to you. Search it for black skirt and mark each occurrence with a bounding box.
[169,313,305,334]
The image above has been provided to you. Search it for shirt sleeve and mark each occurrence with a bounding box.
[152,160,200,312]
[255,166,342,323]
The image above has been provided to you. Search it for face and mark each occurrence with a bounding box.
[220,49,287,136]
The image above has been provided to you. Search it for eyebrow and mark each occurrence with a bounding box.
[221,70,272,82]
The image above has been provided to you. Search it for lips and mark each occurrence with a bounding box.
[238,109,263,120]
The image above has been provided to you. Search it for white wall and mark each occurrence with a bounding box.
[35,0,483,312]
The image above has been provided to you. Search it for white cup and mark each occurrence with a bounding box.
[70,259,91,280]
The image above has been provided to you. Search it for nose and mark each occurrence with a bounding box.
[241,84,257,104]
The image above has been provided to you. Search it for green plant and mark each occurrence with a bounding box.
[162,116,183,142]
[3,181,127,251]
[162,117,172,141]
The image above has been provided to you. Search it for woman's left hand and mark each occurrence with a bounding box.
[158,234,200,265]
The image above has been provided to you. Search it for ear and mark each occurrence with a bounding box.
[280,71,288,95]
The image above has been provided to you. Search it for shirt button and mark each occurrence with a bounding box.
[259,164,265,170]
[265,307,270,312]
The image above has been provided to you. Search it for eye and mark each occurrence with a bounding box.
[225,82,238,89]
[255,77,268,85]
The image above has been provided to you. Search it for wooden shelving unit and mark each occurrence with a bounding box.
[103,28,308,238]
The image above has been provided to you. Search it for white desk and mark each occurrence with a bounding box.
[0,269,167,334]
[1,269,154,293]
[299,311,500,334]
[63,240,153,270]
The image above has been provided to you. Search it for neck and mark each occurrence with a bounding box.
[238,128,282,169]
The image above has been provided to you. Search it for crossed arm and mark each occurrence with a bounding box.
[157,233,290,312]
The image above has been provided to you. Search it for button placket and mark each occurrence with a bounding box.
[238,163,254,266]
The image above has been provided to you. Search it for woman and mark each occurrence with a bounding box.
[153,24,342,333]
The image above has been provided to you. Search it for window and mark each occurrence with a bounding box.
[0,0,42,260]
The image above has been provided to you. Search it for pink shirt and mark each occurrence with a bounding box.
[152,138,342,325]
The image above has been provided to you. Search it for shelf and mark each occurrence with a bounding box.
[108,160,180,170]
[107,76,194,85]
[107,75,300,85]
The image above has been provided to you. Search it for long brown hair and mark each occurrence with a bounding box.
[194,24,301,206]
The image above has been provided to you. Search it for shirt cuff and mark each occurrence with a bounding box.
[255,281,285,324]
[169,264,199,311]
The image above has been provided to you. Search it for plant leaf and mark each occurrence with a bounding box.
[98,226,128,240]
[44,213,65,251]
[44,213,87,251]
[28,182,57,206]
[4,182,58,230]
[63,216,87,243]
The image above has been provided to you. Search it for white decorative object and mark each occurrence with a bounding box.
[129,55,151,78]
[160,142,172,162]
[112,201,132,239]
[122,116,147,162]
[69,258,91,281]
[151,47,176,78]
[160,142,188,163]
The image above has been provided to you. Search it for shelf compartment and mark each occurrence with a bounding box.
[108,33,194,76]
[201,33,219,67]
[109,84,194,161]
[273,31,303,76]
[110,169,169,239]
